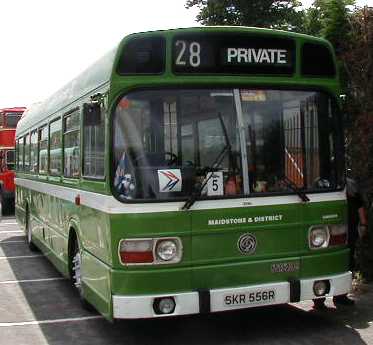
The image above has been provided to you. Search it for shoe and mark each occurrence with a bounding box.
[313,298,327,310]
[333,295,355,306]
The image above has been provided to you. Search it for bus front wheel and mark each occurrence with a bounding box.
[70,237,94,311]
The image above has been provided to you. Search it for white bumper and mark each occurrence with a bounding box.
[112,271,352,319]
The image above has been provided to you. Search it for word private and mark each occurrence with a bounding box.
[226,47,288,65]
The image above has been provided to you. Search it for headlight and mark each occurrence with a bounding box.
[119,237,183,265]
[156,240,178,261]
[309,226,329,249]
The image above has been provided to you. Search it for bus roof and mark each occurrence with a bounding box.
[0,107,26,113]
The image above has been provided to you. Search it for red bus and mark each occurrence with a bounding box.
[0,107,25,215]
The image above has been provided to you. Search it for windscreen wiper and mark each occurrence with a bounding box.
[281,176,310,202]
[181,113,231,210]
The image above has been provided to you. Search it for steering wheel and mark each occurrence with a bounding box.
[313,177,331,189]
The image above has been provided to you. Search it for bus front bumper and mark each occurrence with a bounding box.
[112,271,352,319]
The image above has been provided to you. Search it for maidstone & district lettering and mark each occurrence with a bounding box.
[208,214,283,226]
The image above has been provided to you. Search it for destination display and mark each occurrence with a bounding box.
[172,33,295,75]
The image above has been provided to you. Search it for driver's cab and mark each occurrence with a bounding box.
[114,149,195,200]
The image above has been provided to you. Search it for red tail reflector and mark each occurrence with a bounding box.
[119,239,154,264]
[120,251,154,264]
[329,233,347,246]
[329,224,347,246]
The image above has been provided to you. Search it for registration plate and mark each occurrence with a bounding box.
[223,289,276,307]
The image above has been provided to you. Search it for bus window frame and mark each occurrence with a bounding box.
[18,136,24,172]
[23,133,31,173]
[6,149,15,170]
[82,102,105,181]
[30,129,39,174]
[16,138,20,171]
[63,107,81,179]
[38,125,49,176]
[110,86,345,203]
[48,117,63,177]
[6,113,22,128]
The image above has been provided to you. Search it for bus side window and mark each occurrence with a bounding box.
[6,150,15,170]
[49,118,62,176]
[18,137,25,171]
[83,103,104,179]
[16,138,21,171]
[38,126,48,175]
[24,134,30,172]
[30,130,38,174]
[63,110,80,178]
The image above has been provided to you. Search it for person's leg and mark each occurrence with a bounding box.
[332,228,357,306]
[348,225,358,272]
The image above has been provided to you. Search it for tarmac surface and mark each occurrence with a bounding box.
[1,216,373,345]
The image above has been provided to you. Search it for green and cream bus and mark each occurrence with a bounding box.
[15,27,350,320]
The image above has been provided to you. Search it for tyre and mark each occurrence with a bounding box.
[71,238,94,311]
[26,209,38,252]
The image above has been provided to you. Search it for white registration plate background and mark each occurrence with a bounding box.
[210,282,290,312]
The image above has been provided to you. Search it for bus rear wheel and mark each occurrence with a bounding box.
[70,238,94,311]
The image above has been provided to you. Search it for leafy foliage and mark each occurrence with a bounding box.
[185,0,304,31]
[304,4,373,280]
[343,7,373,211]
[303,0,355,52]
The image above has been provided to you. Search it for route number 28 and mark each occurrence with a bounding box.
[175,40,201,67]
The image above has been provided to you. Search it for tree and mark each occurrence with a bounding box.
[344,7,373,201]
[185,0,304,31]
[343,7,373,115]
[303,0,355,52]
[339,7,373,281]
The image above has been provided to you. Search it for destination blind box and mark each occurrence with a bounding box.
[172,33,295,75]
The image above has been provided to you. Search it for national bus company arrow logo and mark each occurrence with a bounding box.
[158,169,182,192]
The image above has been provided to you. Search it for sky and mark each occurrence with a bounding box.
[0,0,372,110]
[0,0,200,109]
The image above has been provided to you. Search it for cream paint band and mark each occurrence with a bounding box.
[15,178,346,215]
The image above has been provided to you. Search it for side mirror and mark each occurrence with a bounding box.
[83,103,101,126]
